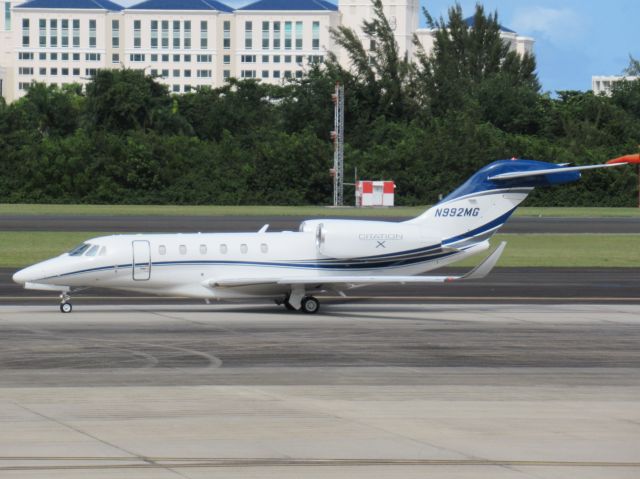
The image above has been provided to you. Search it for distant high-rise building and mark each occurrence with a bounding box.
[0,0,534,102]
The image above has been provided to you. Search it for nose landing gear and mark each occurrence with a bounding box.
[59,293,72,313]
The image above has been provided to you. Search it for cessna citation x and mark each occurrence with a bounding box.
[13,155,639,314]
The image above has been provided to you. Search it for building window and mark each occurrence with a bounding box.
[150,20,158,48]
[61,19,68,47]
[50,67,57,76]
[185,85,192,92]
[262,55,269,63]
[241,54,256,63]
[72,19,79,47]
[85,53,101,61]
[150,68,157,76]
[133,20,141,48]
[273,55,280,63]
[284,55,291,63]
[18,52,33,60]
[273,21,280,49]
[49,19,57,47]
[196,54,211,62]
[72,52,80,60]
[73,68,79,76]
[130,53,145,62]
[295,55,303,64]
[179,245,186,255]
[184,20,191,49]
[89,19,96,48]
[223,69,230,79]
[172,84,179,93]
[284,21,291,50]
[197,69,211,78]
[312,21,320,50]
[296,70,303,78]
[62,67,69,76]
[199,244,207,255]
[161,20,169,49]
[173,54,180,62]
[262,21,269,49]
[19,82,31,91]
[200,20,207,49]
[158,245,166,255]
[173,69,179,77]
[161,69,168,77]
[261,70,268,79]
[184,69,191,77]
[110,19,119,48]
[223,20,230,49]
[162,53,169,62]
[85,68,97,77]
[284,70,291,78]
[244,21,252,49]
[39,52,46,60]
[173,20,180,49]
[18,67,33,75]
[38,18,45,47]
[22,18,29,47]
[61,52,68,60]
[50,52,57,60]
[184,54,191,62]
[4,1,11,31]
[112,53,119,63]
[39,67,45,75]
[223,54,230,64]
[241,70,256,78]
[295,21,302,50]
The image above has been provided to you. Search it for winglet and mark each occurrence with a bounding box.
[462,241,507,280]
[258,224,269,233]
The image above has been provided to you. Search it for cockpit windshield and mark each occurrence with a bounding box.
[68,243,91,256]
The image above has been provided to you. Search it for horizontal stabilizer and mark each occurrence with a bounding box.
[488,163,623,181]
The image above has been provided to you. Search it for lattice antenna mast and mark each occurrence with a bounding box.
[331,82,345,206]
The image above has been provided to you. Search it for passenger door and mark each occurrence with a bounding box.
[132,240,151,281]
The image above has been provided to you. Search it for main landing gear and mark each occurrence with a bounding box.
[59,292,72,313]
[277,294,320,314]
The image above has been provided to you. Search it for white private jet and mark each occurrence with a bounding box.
[13,156,638,313]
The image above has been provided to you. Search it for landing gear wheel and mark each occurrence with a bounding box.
[300,296,320,314]
[60,302,72,313]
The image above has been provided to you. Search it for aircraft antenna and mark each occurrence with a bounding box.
[331,82,345,206]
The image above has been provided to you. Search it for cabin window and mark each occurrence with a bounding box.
[240,244,248,254]
[68,243,90,256]
[261,243,268,253]
[158,245,166,255]
[85,245,100,256]
[220,244,228,254]
[200,244,207,255]
[98,246,107,256]
[179,244,187,255]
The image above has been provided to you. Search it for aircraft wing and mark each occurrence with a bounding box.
[207,242,506,289]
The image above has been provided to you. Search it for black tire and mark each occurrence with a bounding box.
[301,296,320,314]
[60,302,72,313]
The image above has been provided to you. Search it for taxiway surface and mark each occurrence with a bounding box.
[2,214,639,233]
[0,303,638,478]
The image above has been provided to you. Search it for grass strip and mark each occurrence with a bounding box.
[1,232,638,269]
[0,204,638,218]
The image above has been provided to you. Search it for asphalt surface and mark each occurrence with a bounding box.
[1,304,639,388]
[1,267,638,304]
[2,214,640,233]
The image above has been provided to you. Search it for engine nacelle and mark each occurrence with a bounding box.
[299,219,441,259]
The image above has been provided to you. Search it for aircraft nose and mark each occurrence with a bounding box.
[12,266,39,284]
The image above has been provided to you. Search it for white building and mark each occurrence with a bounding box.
[0,0,534,102]
[592,75,639,96]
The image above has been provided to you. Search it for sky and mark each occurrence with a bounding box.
[119,0,640,93]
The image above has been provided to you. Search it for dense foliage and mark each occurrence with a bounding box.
[0,1,638,206]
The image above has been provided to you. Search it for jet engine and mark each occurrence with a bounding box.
[299,219,441,259]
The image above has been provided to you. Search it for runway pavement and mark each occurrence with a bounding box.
[0,303,638,478]
[1,214,639,233]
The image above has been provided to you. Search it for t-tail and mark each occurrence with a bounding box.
[406,158,628,248]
